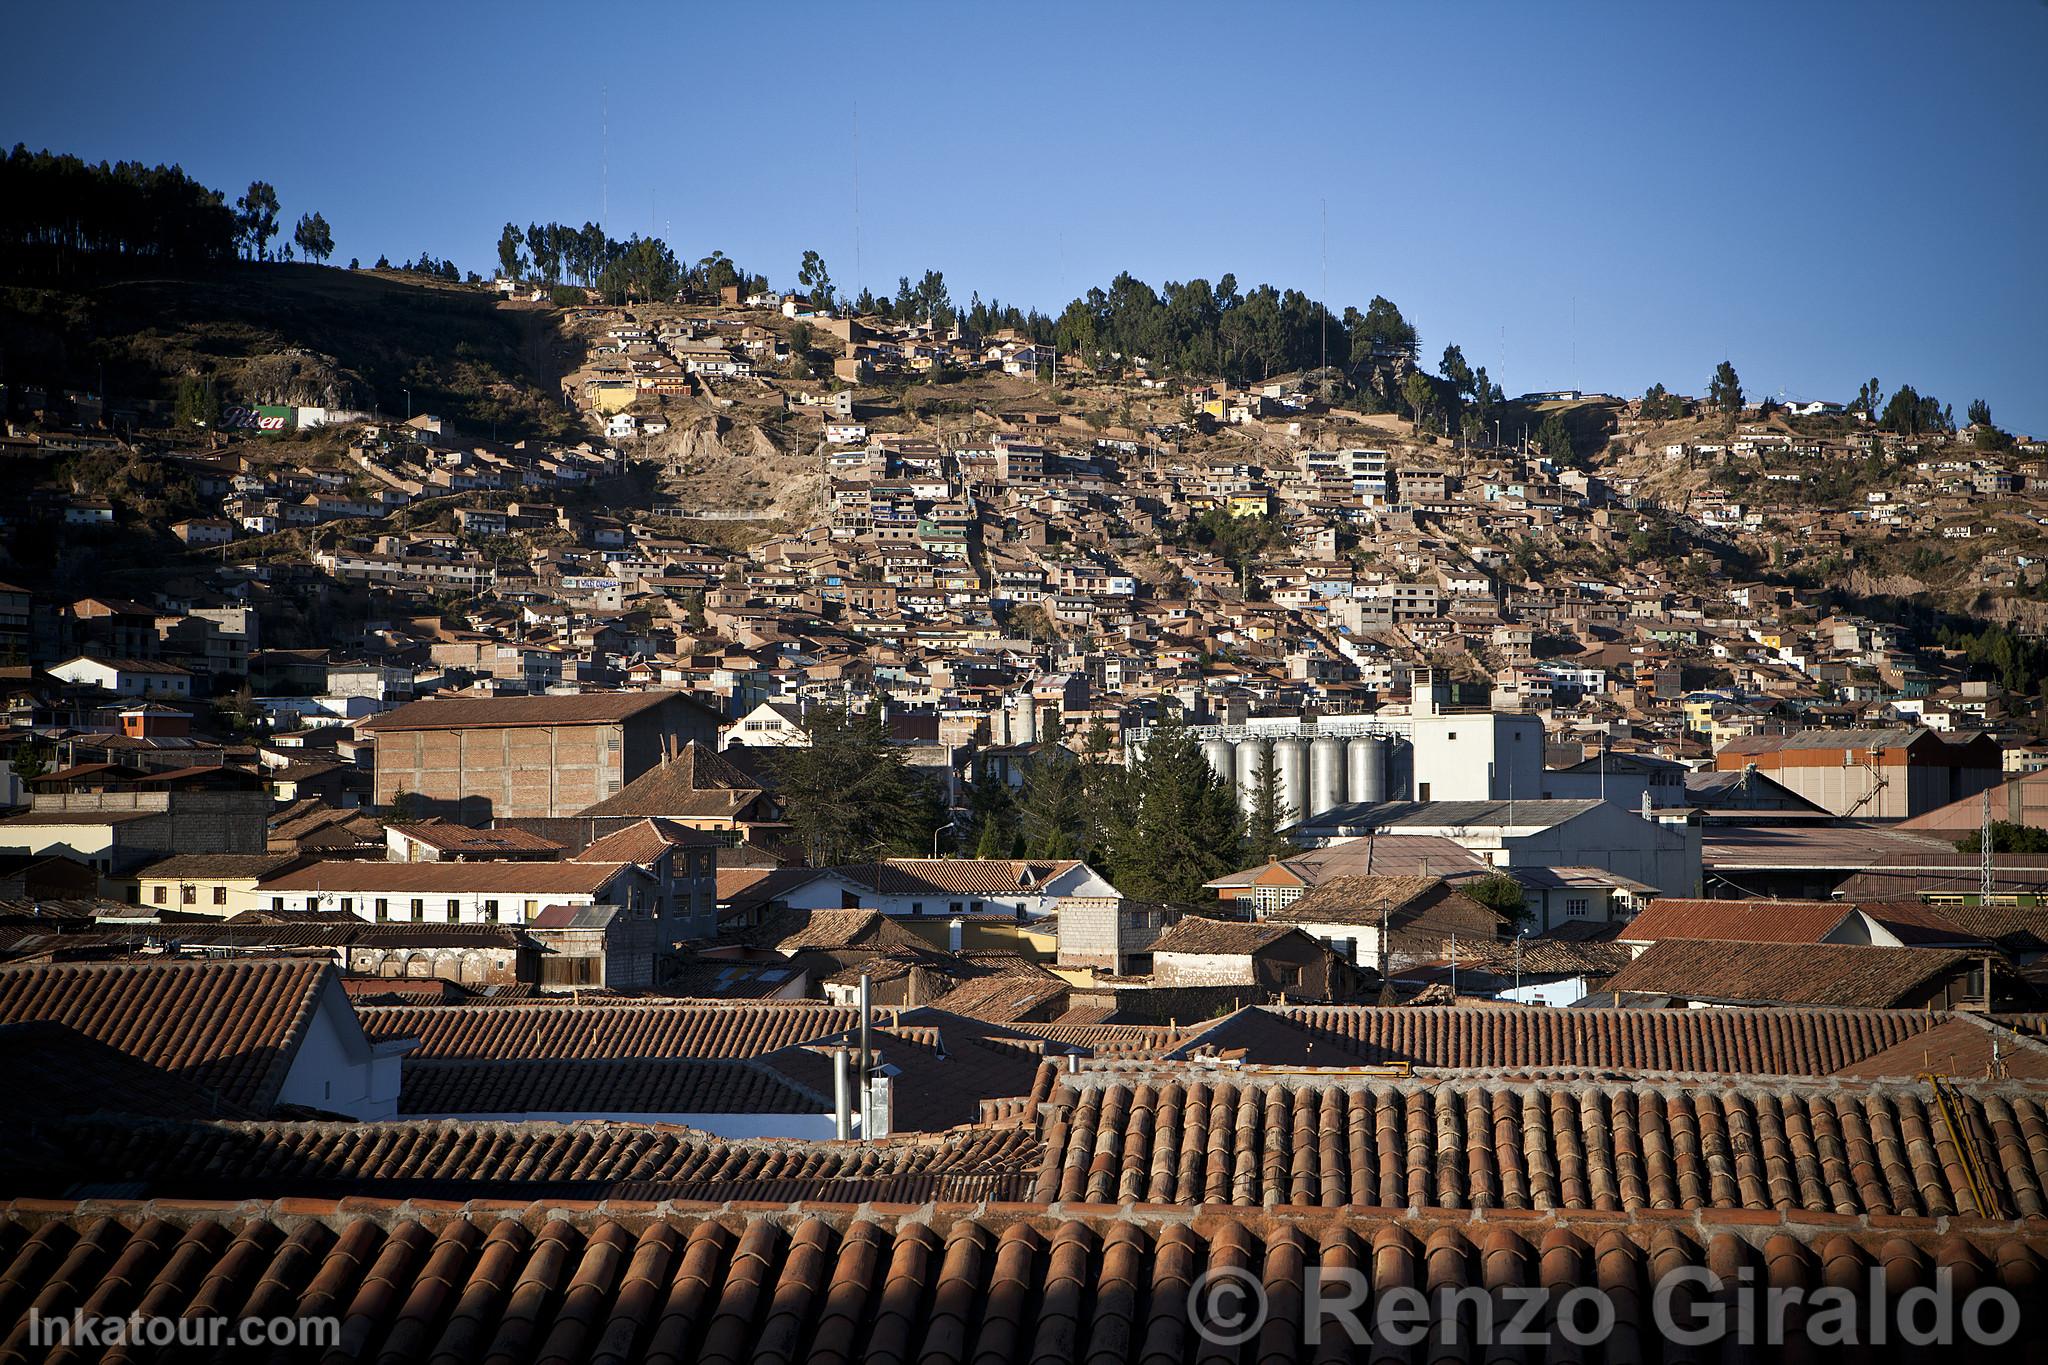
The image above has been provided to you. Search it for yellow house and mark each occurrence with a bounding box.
[135,853,303,918]
[1227,491,1272,518]
[586,378,638,414]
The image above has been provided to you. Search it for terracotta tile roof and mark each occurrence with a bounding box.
[0,958,331,1113]
[840,858,1082,896]
[1032,1067,2048,1218]
[1008,1023,1196,1059]
[4,1116,1042,1203]
[261,860,629,895]
[931,973,1069,1023]
[1605,940,1977,1008]
[765,909,932,954]
[386,821,565,855]
[0,1023,260,1122]
[1833,1016,2048,1083]
[1271,874,1505,929]
[363,690,698,731]
[1244,1003,1950,1076]
[358,1001,863,1059]
[0,1200,2036,1359]
[400,1057,825,1116]
[1622,898,1857,943]
[569,816,719,863]
[579,740,764,819]
[132,853,304,881]
[1150,917,1296,955]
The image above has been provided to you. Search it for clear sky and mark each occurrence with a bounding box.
[8,0,2045,432]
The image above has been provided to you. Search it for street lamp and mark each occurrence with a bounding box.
[403,388,412,420]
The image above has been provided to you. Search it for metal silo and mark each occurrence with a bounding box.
[1202,737,1236,792]
[1349,735,1389,805]
[1274,736,1309,824]
[1309,735,1346,817]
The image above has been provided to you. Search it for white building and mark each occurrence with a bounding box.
[49,656,194,699]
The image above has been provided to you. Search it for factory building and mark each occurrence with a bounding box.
[1124,683,1544,824]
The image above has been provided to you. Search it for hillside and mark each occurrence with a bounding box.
[0,264,576,441]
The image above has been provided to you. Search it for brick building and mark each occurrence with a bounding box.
[364,691,721,822]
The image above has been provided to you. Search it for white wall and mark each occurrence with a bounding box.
[1409,712,1544,802]
[277,979,403,1119]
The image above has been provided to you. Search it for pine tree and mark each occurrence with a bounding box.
[1242,742,1296,864]
[964,765,1018,860]
[772,705,923,866]
[1708,361,1743,415]
[1018,745,1087,858]
[1107,717,1246,902]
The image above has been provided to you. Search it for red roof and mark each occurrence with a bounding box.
[1621,897,1854,943]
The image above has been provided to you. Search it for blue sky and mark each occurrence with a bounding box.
[9,1,2046,431]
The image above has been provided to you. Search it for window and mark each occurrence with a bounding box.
[341,897,354,915]
[1566,897,1589,919]
[180,885,196,906]
[375,898,390,922]
[153,886,168,905]
[411,898,424,922]
[272,896,285,911]
[446,898,460,921]
[1418,782,1432,801]
[950,902,964,915]
[911,902,924,915]
[212,887,227,906]
[1447,731,1457,741]
[483,899,499,924]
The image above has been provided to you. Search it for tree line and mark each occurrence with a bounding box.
[496,222,769,306]
[0,145,338,283]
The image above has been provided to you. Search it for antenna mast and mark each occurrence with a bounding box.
[1982,789,1995,901]
[851,103,862,298]
[1319,198,1328,394]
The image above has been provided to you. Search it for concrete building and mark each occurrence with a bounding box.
[1127,701,1543,822]
[1290,798,1702,900]
[1714,728,2001,820]
[1056,895,1179,974]
[365,691,722,822]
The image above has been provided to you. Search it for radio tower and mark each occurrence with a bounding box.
[1981,789,1995,900]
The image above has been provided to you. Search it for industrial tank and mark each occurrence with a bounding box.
[1202,738,1237,792]
[1348,735,1389,804]
[1274,737,1309,824]
[1309,735,1347,817]
[1233,739,1265,815]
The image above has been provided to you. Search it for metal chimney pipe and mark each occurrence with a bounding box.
[831,1047,851,1140]
[857,972,873,1096]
